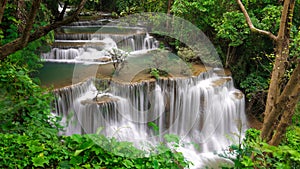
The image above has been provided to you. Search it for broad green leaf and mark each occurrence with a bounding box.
[123,159,134,168]
[74,149,84,156]
[32,157,49,167]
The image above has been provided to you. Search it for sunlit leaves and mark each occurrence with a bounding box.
[214,11,250,47]
[32,156,49,167]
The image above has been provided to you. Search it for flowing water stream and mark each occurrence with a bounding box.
[40,17,248,168]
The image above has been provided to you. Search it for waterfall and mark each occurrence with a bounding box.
[53,78,97,134]
[43,18,248,168]
[42,48,84,60]
[143,33,159,50]
[53,70,247,168]
[43,21,158,62]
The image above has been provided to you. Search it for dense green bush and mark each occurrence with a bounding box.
[0,61,57,133]
[0,132,190,168]
[221,128,300,169]
[223,104,300,168]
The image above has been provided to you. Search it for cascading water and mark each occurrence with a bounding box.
[42,21,158,63]
[53,70,247,168]
[43,18,248,168]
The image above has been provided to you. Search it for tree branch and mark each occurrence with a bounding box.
[236,0,277,41]
[20,0,42,47]
[0,0,87,61]
[277,0,293,40]
[58,1,69,21]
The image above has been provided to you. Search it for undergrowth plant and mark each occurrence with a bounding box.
[220,128,300,169]
[0,132,190,168]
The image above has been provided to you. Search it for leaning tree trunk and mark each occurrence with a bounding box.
[269,62,300,145]
[237,0,298,145]
[260,38,290,141]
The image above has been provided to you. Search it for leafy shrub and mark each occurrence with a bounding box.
[0,62,58,134]
[177,47,197,62]
[221,128,300,169]
[0,133,66,168]
[63,134,190,169]
[0,133,190,169]
[240,72,269,99]
[150,68,160,79]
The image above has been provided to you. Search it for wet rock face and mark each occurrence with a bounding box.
[93,57,112,62]
[233,91,244,99]
[81,95,119,105]
[211,77,232,87]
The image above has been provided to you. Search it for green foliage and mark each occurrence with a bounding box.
[240,72,269,99]
[0,0,55,135]
[257,5,282,33]
[115,0,141,13]
[0,133,65,168]
[114,0,168,15]
[148,122,160,135]
[171,0,221,31]
[1,1,53,45]
[292,103,300,127]
[214,11,250,47]
[0,133,190,168]
[150,68,160,80]
[177,47,198,62]
[1,3,19,45]
[7,37,52,73]
[290,28,300,61]
[64,134,174,168]
[141,0,169,13]
[221,128,300,169]
[0,62,58,134]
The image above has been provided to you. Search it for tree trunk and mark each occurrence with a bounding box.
[237,0,298,145]
[166,0,172,29]
[260,0,295,141]
[20,0,42,47]
[17,0,26,32]
[0,0,7,24]
[225,46,236,68]
[58,1,69,21]
[260,39,289,141]
[167,0,172,15]
[269,61,300,145]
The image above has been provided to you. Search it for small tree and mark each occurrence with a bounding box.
[107,48,128,74]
